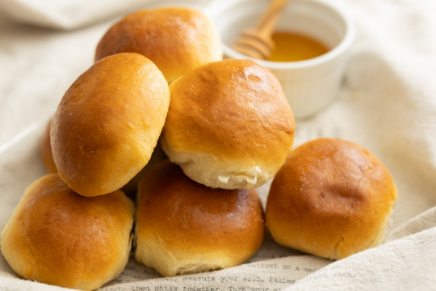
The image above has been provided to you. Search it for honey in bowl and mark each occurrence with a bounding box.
[269,31,329,62]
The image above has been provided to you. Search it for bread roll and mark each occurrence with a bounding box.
[40,119,57,173]
[0,174,134,290]
[120,142,168,195]
[51,53,169,197]
[266,138,398,260]
[95,7,222,83]
[41,118,167,195]
[161,59,295,190]
[135,160,265,277]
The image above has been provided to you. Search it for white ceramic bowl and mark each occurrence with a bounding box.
[204,0,355,119]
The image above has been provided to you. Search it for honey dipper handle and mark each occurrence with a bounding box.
[256,0,290,37]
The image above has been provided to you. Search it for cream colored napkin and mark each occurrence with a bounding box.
[0,0,206,30]
[1,0,436,290]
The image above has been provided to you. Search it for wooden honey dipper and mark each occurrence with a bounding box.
[232,0,290,60]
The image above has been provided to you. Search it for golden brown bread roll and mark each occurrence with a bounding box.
[40,119,57,173]
[41,118,168,195]
[0,174,134,290]
[51,53,169,197]
[161,59,295,190]
[95,7,222,83]
[120,142,168,195]
[266,138,398,260]
[135,160,265,277]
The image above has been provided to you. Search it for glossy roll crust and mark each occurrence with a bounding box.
[266,138,398,260]
[95,7,222,83]
[0,174,135,290]
[51,53,170,197]
[162,59,295,189]
[120,142,168,195]
[135,160,265,277]
[41,117,167,195]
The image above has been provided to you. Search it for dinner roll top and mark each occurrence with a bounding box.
[51,53,170,197]
[266,138,398,260]
[135,160,265,277]
[95,7,222,83]
[0,174,134,291]
[162,59,295,189]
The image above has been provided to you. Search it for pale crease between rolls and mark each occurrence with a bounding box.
[135,160,265,277]
[266,138,398,260]
[0,174,135,290]
[40,119,57,174]
[162,59,295,190]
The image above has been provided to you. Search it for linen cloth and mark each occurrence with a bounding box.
[1,0,436,290]
[0,0,205,30]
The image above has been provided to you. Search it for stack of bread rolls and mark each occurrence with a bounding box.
[0,7,293,290]
[1,6,397,291]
